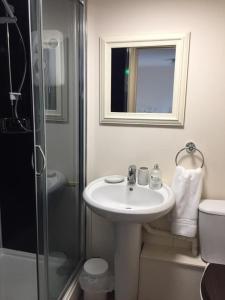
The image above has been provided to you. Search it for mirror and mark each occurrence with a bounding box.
[111,46,176,113]
[100,33,190,126]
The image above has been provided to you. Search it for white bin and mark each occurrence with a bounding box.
[79,258,114,300]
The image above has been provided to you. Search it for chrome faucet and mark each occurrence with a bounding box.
[127,165,136,185]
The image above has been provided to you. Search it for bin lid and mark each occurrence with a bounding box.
[199,199,225,216]
[84,258,108,276]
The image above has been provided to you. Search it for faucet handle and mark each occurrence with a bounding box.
[127,165,136,185]
[128,164,136,173]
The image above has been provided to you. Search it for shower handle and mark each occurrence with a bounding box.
[35,145,46,177]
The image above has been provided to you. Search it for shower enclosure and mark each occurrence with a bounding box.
[0,0,86,299]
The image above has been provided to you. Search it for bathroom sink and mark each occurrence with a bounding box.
[83,176,175,223]
[83,176,175,300]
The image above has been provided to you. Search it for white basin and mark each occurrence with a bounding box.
[83,175,175,300]
[83,176,175,223]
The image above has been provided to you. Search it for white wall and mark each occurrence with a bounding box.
[87,0,225,264]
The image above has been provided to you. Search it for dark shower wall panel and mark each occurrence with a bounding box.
[0,0,36,252]
[0,0,32,118]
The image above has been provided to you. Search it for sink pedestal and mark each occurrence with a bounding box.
[114,223,142,300]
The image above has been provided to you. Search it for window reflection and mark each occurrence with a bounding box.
[111,46,176,114]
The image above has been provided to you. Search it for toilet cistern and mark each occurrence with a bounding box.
[127,164,136,185]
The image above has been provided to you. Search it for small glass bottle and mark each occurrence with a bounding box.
[149,164,162,190]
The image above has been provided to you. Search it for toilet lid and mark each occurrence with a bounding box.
[201,264,225,300]
[199,200,225,216]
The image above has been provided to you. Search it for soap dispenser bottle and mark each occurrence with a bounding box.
[149,164,162,190]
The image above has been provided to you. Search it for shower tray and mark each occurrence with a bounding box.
[0,248,69,300]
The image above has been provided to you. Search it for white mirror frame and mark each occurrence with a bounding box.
[100,33,190,126]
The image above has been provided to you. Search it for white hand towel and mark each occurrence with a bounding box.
[171,166,203,238]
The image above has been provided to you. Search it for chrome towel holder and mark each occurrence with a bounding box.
[175,142,205,168]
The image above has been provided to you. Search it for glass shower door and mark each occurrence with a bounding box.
[30,0,85,299]
[42,0,85,297]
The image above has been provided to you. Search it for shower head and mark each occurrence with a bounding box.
[1,0,15,18]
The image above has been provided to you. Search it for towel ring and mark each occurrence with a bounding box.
[175,142,204,168]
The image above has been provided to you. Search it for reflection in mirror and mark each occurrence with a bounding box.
[43,47,57,110]
[111,47,176,113]
[43,30,67,122]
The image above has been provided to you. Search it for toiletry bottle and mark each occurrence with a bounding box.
[149,164,162,190]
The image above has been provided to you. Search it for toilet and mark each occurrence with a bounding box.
[199,199,225,299]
